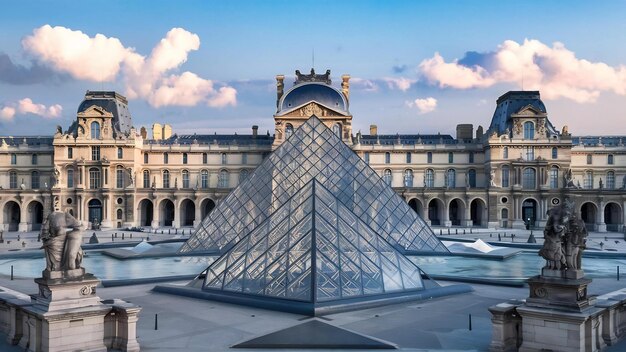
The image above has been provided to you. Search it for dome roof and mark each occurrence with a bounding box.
[279,82,347,114]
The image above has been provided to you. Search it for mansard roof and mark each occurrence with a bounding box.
[489,91,557,137]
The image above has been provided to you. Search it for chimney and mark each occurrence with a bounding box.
[152,123,162,140]
[476,125,484,140]
[369,124,378,136]
[456,124,473,141]
[163,124,172,139]
[341,74,350,101]
[140,126,147,139]
[252,125,258,138]
[276,75,285,109]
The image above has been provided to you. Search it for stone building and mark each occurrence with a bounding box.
[0,70,624,233]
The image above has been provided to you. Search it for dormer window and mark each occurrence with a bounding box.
[523,121,534,139]
[91,121,101,139]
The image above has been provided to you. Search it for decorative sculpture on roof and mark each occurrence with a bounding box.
[295,68,332,85]
[539,200,587,274]
[40,198,84,279]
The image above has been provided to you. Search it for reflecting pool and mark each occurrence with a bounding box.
[0,251,623,281]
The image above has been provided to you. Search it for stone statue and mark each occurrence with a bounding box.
[563,168,576,188]
[40,200,85,279]
[53,167,61,186]
[490,169,497,187]
[423,173,427,188]
[127,167,134,186]
[599,177,604,189]
[539,200,588,276]
[622,175,626,189]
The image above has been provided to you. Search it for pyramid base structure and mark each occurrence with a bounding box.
[154,282,472,316]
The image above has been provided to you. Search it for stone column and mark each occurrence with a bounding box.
[194,200,202,227]
[443,199,452,227]
[597,201,607,232]
[101,196,112,228]
[463,201,472,227]
[512,196,525,229]
[489,302,522,352]
[152,199,160,229]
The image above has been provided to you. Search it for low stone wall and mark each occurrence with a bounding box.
[490,289,626,352]
[0,289,140,352]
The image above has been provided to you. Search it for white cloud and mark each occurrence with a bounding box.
[418,39,626,103]
[350,78,379,92]
[383,77,417,91]
[406,97,437,114]
[23,25,236,108]
[0,98,63,121]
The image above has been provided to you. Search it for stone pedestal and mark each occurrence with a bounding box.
[26,272,110,352]
[526,274,593,312]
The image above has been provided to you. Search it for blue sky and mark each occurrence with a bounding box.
[1,0,625,136]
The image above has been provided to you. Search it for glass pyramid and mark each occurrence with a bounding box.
[180,116,448,254]
[202,179,425,304]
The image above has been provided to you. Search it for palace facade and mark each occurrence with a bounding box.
[1,69,625,233]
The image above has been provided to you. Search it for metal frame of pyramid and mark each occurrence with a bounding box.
[180,116,448,255]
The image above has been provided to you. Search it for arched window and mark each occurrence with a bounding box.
[182,153,188,164]
[586,154,592,165]
[427,152,433,164]
[143,153,148,164]
[116,209,123,220]
[550,166,559,189]
[116,166,124,188]
[182,170,190,188]
[503,147,508,159]
[202,153,208,164]
[67,169,74,188]
[404,169,413,187]
[383,169,392,185]
[425,169,434,188]
[218,170,229,188]
[90,121,101,139]
[406,152,411,163]
[89,168,101,189]
[163,153,169,164]
[239,169,249,183]
[143,170,150,188]
[523,121,535,139]
[221,153,227,165]
[446,169,456,188]
[607,171,615,189]
[332,123,342,138]
[448,152,454,163]
[9,171,17,189]
[501,165,510,187]
[10,153,17,165]
[501,208,509,219]
[201,170,209,188]
[31,171,40,189]
[608,154,614,165]
[117,147,123,159]
[285,123,294,139]
[583,170,593,189]
[32,154,38,165]
[385,152,391,164]
[468,169,476,188]
[162,170,170,188]
[522,168,536,189]
[551,147,558,159]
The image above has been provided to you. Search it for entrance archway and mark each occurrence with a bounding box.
[180,199,196,227]
[522,199,537,229]
[408,198,423,217]
[88,199,103,226]
[470,198,487,227]
[3,201,20,232]
[28,201,44,231]
[604,202,622,232]
[428,198,444,226]
[138,199,154,227]
[160,199,175,227]
[448,199,464,226]
[581,202,597,232]
[201,199,216,219]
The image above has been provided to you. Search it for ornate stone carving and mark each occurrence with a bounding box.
[513,120,522,135]
[295,68,331,84]
[300,103,324,117]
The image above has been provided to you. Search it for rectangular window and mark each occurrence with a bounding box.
[502,167,510,188]
[89,169,101,189]
[221,153,227,165]
[584,172,593,189]
[448,152,454,163]
[67,169,74,188]
[550,168,559,189]
[182,172,190,188]
[427,152,432,164]
[201,171,208,189]
[104,168,108,185]
[586,154,592,165]
[143,171,150,188]
[9,172,17,189]
[10,154,16,165]
[91,146,100,161]
[242,153,248,165]
[144,153,148,164]
[163,172,170,188]
[202,153,208,164]
[164,153,169,164]
[117,148,123,159]
[406,152,411,163]
[32,154,38,165]
[182,153,188,164]
[607,172,615,189]
[469,152,474,163]
[525,147,534,161]
[67,147,73,159]
[31,173,40,189]
[385,153,390,164]
[116,169,124,188]
[364,152,370,164]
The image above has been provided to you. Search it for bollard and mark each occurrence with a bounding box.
[439,229,442,235]
[130,233,133,239]
[122,233,125,240]
[447,228,450,235]
[111,234,114,241]
[469,314,472,331]
[463,229,466,235]
[155,313,158,330]
[10,265,13,280]
[455,229,458,235]
[115,232,117,238]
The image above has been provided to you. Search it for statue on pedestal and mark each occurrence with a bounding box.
[539,199,588,277]
[40,199,85,279]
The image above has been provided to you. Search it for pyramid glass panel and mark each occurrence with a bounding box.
[180,116,447,254]
[199,179,428,308]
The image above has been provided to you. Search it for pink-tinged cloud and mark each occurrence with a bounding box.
[23,25,236,108]
[406,97,437,114]
[0,98,63,121]
[418,39,626,103]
